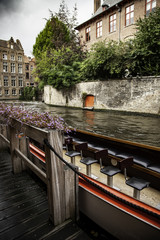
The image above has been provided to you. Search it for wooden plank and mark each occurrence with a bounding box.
[11,118,48,145]
[45,130,65,225]
[9,125,22,173]
[15,148,47,184]
[64,164,79,221]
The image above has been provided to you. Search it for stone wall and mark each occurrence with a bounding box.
[44,76,160,115]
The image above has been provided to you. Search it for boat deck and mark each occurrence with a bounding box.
[64,153,160,210]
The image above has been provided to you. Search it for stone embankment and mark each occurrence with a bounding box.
[44,76,160,116]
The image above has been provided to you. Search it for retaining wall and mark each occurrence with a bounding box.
[44,76,160,115]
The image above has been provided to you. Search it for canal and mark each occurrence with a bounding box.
[14,101,160,148]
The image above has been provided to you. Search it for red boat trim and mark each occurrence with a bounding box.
[79,175,160,228]
[29,143,45,163]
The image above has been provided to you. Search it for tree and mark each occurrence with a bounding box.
[130,7,160,76]
[33,0,85,89]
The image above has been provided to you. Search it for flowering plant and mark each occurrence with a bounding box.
[0,103,70,133]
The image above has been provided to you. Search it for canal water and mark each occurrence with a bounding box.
[14,101,160,148]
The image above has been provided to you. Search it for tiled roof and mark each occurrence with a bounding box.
[93,0,122,17]
[76,0,124,29]
[0,40,7,48]
[0,38,23,51]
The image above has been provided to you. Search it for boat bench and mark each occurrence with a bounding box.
[70,136,160,178]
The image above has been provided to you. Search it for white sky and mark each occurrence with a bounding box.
[0,0,93,56]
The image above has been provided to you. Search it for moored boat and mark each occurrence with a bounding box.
[29,128,160,239]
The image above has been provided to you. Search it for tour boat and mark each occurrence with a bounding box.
[29,128,160,239]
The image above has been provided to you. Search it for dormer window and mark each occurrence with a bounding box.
[102,3,109,11]
[11,44,14,49]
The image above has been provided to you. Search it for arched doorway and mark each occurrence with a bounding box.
[85,95,94,108]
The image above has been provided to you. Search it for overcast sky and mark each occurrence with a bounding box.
[0,0,93,56]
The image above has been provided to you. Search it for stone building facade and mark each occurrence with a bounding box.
[24,56,36,87]
[76,0,159,49]
[0,37,25,100]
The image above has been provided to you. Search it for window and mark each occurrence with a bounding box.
[11,44,14,49]
[18,64,22,73]
[3,62,8,72]
[12,89,16,95]
[11,76,16,87]
[0,89,2,96]
[26,72,29,79]
[3,53,7,60]
[109,13,116,33]
[30,65,33,71]
[86,27,91,42]
[11,55,15,61]
[11,63,15,73]
[25,64,29,70]
[4,76,8,86]
[146,0,156,16]
[19,89,22,95]
[96,20,102,38]
[5,89,9,95]
[19,77,23,87]
[18,56,22,61]
[125,4,134,26]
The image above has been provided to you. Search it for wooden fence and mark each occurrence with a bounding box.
[0,119,79,226]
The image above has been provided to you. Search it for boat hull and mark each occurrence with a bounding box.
[79,185,160,240]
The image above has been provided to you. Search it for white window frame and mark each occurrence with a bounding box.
[19,77,23,87]
[12,89,16,95]
[125,4,134,26]
[3,53,7,60]
[96,20,102,38]
[109,13,116,33]
[3,62,8,72]
[11,63,15,73]
[18,64,23,73]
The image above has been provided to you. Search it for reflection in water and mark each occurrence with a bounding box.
[8,101,160,147]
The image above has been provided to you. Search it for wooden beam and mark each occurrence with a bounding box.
[15,148,47,184]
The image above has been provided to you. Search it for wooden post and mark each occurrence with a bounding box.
[45,130,65,225]
[45,130,79,225]
[64,164,79,222]
[19,136,28,170]
[9,125,22,173]
[0,124,9,151]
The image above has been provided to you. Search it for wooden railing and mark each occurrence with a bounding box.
[0,119,79,226]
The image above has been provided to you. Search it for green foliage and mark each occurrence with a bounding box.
[79,40,127,80]
[19,87,36,101]
[33,16,70,60]
[33,0,85,90]
[130,7,160,76]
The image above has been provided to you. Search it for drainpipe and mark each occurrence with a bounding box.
[116,4,121,43]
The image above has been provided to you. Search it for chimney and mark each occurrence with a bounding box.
[94,0,101,13]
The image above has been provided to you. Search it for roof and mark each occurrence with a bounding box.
[0,37,23,51]
[75,0,124,30]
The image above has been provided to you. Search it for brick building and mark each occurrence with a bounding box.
[24,56,36,87]
[0,37,25,100]
[76,0,159,49]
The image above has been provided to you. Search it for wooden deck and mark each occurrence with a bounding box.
[0,151,93,240]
